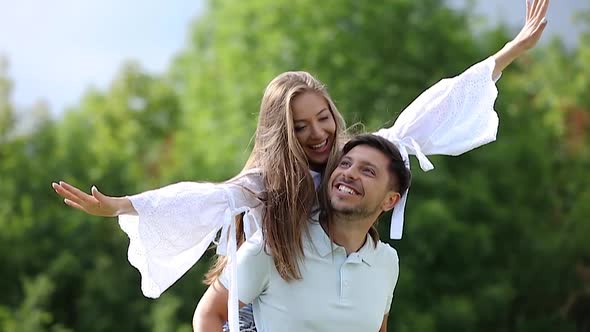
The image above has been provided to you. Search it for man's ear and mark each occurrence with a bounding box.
[381,191,401,212]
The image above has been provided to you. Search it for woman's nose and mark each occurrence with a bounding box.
[309,123,323,139]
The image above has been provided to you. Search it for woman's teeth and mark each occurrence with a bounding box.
[311,140,327,150]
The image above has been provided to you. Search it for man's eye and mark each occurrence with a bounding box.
[363,168,376,176]
[339,161,351,168]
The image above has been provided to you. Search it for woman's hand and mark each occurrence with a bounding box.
[512,0,550,51]
[52,181,135,217]
[492,0,550,78]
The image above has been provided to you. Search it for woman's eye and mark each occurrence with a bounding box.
[295,126,306,132]
[319,116,330,122]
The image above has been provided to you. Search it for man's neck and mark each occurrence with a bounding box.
[322,215,374,255]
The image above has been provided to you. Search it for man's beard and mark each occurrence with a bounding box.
[329,199,379,221]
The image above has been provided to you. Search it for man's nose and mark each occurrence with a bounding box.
[342,165,360,180]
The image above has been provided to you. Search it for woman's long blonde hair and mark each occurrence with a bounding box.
[205,71,346,283]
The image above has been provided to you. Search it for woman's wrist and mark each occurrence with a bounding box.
[114,196,136,216]
[492,41,526,78]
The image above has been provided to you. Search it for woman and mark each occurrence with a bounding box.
[53,1,549,330]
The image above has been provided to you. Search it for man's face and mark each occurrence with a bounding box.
[328,145,399,219]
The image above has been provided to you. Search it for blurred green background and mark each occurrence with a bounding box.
[1,0,589,331]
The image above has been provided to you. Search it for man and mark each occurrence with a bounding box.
[194,134,411,331]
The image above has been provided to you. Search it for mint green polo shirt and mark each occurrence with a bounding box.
[220,220,399,331]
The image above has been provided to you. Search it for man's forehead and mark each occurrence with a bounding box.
[342,145,389,167]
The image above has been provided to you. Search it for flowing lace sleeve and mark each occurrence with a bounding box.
[117,171,264,299]
[375,57,500,239]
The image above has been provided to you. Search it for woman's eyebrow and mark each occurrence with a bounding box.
[317,108,330,116]
[294,108,329,123]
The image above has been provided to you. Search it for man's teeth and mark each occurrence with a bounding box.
[338,185,357,195]
[311,140,327,150]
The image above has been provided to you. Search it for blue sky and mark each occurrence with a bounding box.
[449,0,589,46]
[0,0,203,114]
[0,0,587,115]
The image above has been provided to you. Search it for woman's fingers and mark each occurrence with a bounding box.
[526,0,532,21]
[530,0,548,36]
[535,0,550,22]
[91,186,107,202]
[64,198,87,212]
[531,0,542,16]
[531,0,549,22]
[515,0,549,50]
[53,181,101,213]
[532,17,548,38]
[53,182,86,206]
[59,181,98,205]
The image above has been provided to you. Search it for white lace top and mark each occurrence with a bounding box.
[118,57,500,331]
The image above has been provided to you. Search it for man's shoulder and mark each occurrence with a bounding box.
[221,231,271,285]
[372,241,400,289]
[374,240,399,265]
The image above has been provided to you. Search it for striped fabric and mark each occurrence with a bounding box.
[223,303,257,332]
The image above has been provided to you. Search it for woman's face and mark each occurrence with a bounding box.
[291,91,337,170]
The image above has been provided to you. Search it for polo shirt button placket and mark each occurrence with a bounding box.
[340,261,353,301]
[341,253,363,301]
[341,278,350,300]
[339,247,356,301]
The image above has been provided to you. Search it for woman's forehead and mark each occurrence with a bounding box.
[291,92,329,120]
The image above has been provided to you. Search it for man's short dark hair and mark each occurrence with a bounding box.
[341,134,411,195]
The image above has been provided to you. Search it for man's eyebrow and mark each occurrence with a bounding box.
[361,160,379,170]
[356,156,380,170]
[340,156,379,170]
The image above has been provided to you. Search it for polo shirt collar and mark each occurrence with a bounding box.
[355,235,376,266]
[308,218,377,266]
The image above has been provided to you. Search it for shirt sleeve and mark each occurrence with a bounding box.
[375,56,499,166]
[219,231,272,304]
[117,172,264,299]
